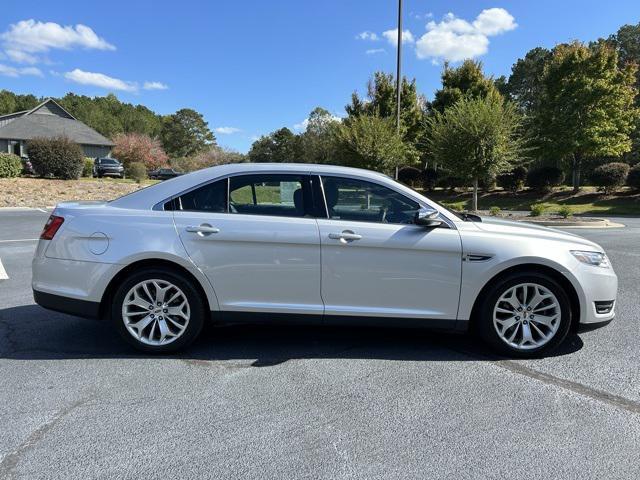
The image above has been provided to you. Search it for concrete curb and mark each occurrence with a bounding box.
[521,218,625,229]
[0,207,52,212]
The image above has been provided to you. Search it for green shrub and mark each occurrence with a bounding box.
[558,205,573,218]
[398,166,422,187]
[82,158,94,177]
[489,206,501,216]
[0,153,22,178]
[443,201,464,212]
[627,164,640,190]
[479,174,497,191]
[590,162,629,194]
[526,166,565,192]
[422,168,439,191]
[497,166,528,192]
[27,136,84,179]
[530,203,546,217]
[127,162,147,183]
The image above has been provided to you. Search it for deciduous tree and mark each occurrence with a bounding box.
[426,94,526,211]
[334,115,417,174]
[248,127,302,163]
[112,133,168,170]
[537,41,639,190]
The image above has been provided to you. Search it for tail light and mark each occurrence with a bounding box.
[40,215,64,240]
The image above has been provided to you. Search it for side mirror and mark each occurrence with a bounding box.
[414,207,443,227]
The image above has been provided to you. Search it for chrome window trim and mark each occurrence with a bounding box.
[151,168,457,229]
[155,171,313,219]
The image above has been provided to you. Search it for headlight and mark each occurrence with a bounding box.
[571,250,610,268]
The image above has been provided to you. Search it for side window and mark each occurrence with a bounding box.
[176,179,228,212]
[321,176,420,225]
[229,174,310,218]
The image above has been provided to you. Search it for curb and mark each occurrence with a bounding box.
[521,218,625,229]
[0,207,53,212]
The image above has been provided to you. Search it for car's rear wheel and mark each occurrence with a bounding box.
[478,272,572,358]
[111,268,205,353]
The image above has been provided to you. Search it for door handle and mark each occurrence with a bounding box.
[186,224,220,236]
[328,231,362,242]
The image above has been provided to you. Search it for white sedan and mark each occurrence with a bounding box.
[32,163,617,357]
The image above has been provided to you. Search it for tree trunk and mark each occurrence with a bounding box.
[572,153,582,192]
[472,177,479,212]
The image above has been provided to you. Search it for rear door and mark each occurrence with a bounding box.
[172,173,323,318]
[316,175,462,326]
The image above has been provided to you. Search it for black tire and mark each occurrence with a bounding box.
[111,267,206,353]
[478,271,572,358]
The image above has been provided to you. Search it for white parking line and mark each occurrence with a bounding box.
[0,258,8,280]
[0,238,39,244]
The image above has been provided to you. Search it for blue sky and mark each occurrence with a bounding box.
[1,0,639,152]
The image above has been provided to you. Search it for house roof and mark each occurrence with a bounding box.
[0,98,114,147]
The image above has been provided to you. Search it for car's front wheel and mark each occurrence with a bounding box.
[478,272,572,358]
[111,268,205,353]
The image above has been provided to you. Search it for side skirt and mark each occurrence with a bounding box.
[213,310,468,333]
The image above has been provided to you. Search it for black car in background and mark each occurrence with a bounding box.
[148,168,183,180]
[93,158,124,178]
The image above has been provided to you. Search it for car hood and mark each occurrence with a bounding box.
[472,216,603,251]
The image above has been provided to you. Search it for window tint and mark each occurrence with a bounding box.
[177,179,227,212]
[229,174,309,218]
[321,176,420,224]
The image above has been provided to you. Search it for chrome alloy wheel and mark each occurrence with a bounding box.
[122,279,191,346]
[493,283,561,351]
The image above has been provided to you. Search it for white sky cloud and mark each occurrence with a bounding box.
[382,29,415,47]
[355,31,379,41]
[64,69,137,92]
[1,20,115,64]
[366,48,386,55]
[293,113,342,132]
[143,81,168,90]
[0,63,42,77]
[214,126,241,135]
[415,8,517,62]
[411,12,434,20]
[293,118,309,131]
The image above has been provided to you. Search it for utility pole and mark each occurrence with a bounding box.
[395,0,403,180]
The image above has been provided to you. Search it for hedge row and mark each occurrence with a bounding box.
[398,162,640,193]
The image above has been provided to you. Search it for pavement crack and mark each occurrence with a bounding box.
[493,359,640,415]
[0,395,93,479]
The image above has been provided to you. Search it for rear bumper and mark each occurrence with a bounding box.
[33,289,100,319]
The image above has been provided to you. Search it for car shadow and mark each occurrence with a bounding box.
[0,304,584,364]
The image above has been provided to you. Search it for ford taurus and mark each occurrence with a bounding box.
[32,164,617,357]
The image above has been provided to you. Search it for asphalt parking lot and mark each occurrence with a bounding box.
[1,209,639,479]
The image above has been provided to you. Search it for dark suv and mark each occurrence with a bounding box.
[93,158,124,178]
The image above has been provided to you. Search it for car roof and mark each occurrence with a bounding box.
[110,163,395,210]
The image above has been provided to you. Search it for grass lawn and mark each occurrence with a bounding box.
[425,186,640,216]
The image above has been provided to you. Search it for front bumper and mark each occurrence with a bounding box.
[573,263,618,325]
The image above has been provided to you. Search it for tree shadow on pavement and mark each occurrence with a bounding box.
[0,304,584,364]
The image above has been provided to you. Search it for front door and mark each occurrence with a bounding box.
[173,173,323,318]
[317,176,462,326]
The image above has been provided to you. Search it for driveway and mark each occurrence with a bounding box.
[1,210,639,479]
